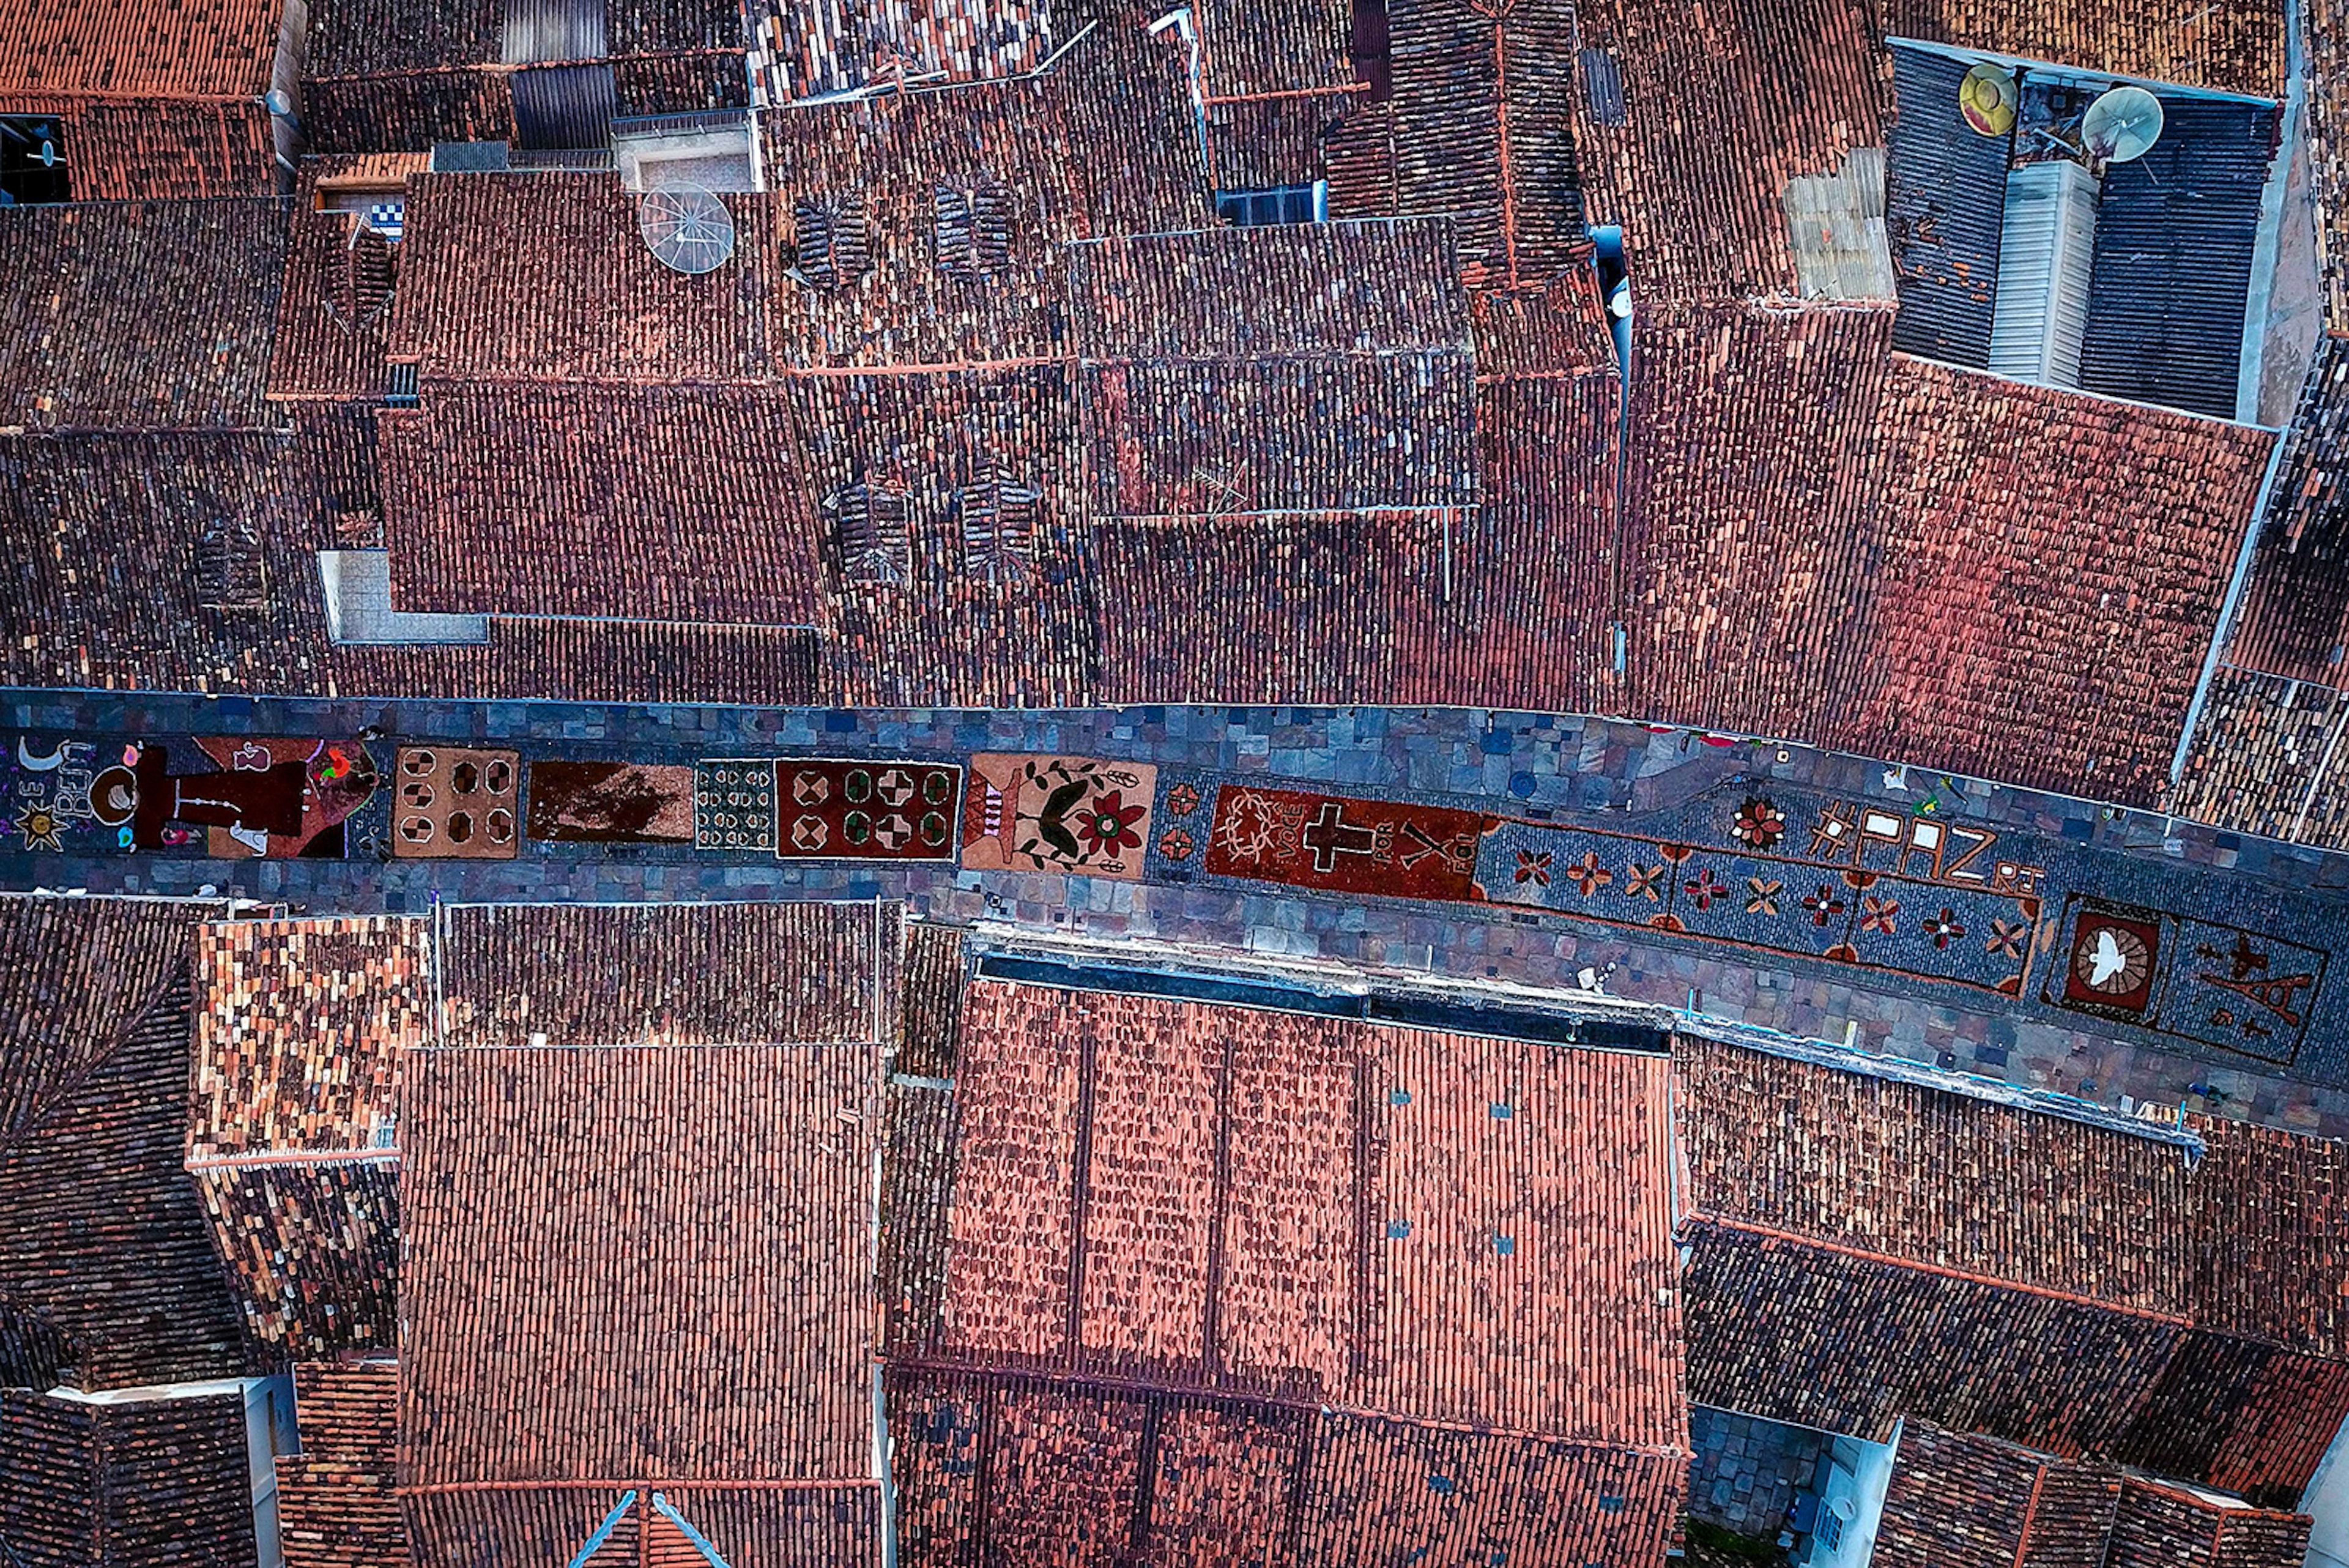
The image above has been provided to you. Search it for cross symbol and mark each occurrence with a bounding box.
[1301,801,1381,874]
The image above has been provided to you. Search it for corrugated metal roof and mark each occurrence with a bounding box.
[2078,94,2277,420]
[1888,45,2009,366]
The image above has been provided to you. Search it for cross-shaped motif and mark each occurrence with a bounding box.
[1302,801,1382,873]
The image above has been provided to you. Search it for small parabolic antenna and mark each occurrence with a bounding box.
[639,185,735,275]
[2081,84,2164,163]
[1959,62,2017,135]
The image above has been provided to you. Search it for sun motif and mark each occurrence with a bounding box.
[13,801,65,852]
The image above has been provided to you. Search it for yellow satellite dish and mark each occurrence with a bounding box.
[1960,62,2019,136]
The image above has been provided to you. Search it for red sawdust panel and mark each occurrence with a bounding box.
[1364,1029,1682,1446]
[1077,991,1220,1379]
[940,981,1082,1361]
[1216,1012,1359,1398]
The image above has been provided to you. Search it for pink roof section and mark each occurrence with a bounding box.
[938,979,1684,1452]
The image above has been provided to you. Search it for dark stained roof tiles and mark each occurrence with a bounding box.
[1874,1422,2121,1568]
[1087,510,1468,707]
[278,1360,411,1568]
[0,1391,261,1568]
[1677,1037,2190,1314]
[1065,220,1467,362]
[303,68,517,155]
[56,99,280,200]
[2106,1477,2314,1566]
[191,915,425,1159]
[268,158,431,403]
[1194,0,1356,98]
[1083,354,1479,518]
[0,0,281,97]
[191,1161,401,1359]
[1883,0,2285,100]
[378,383,828,623]
[434,900,900,1047]
[0,894,204,1146]
[399,1042,880,1488]
[1682,1225,2186,1452]
[0,200,286,431]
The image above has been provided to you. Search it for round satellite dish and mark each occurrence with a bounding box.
[639,185,735,275]
[2082,84,2164,163]
[1959,62,2018,136]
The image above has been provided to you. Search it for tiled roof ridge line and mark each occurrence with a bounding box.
[1682,1214,2198,1328]
[408,355,1076,388]
[1887,347,2289,433]
[1739,295,1899,316]
[882,1356,1690,1455]
[184,1147,399,1171]
[1095,503,1479,525]
[306,45,742,86]
[2211,650,2349,697]
[395,1476,880,1496]
[1067,215,1441,248]
[407,1038,875,1050]
[1682,1019,2209,1154]
[1080,347,1475,366]
[1882,34,2287,108]
[2012,1454,2047,1568]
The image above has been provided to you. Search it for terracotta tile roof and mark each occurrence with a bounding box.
[1083,354,1478,518]
[2166,668,2349,850]
[1679,1040,2349,1492]
[1066,220,1466,361]
[1194,0,1356,98]
[1387,0,1586,289]
[268,157,432,403]
[747,0,1051,103]
[303,68,516,155]
[399,1041,880,1489]
[1205,92,1359,193]
[1088,510,1469,704]
[2106,1476,2314,1566]
[401,1484,882,1567]
[1570,0,1884,303]
[1683,1042,2349,1344]
[0,0,281,97]
[0,896,248,1392]
[1682,1224,2186,1454]
[278,1360,412,1568]
[934,981,1683,1446]
[40,98,280,199]
[886,1367,1685,1566]
[1874,1422,2122,1568]
[191,916,425,1159]
[0,1391,258,1566]
[1614,307,2274,801]
[437,900,898,1047]
[378,383,828,623]
[0,200,285,431]
[1677,1037,2191,1314]
[1883,0,2284,99]
[385,174,771,382]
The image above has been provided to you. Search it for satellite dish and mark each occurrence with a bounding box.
[2082,85,2164,163]
[638,185,735,275]
[1959,63,2018,136]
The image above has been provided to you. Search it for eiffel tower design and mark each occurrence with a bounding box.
[2197,967,2315,1028]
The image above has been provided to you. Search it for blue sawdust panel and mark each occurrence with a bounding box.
[2079,95,2278,420]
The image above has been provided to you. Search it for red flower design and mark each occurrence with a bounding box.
[1860,895,1899,935]
[1165,782,1203,817]
[1802,885,1846,927]
[1683,867,1729,910]
[1986,918,2028,959]
[1513,849,1553,886]
[1077,791,1146,853]
[1623,862,1665,902]
[1730,795,1786,850]
[1567,851,1612,896]
[1158,828,1196,862]
[1923,908,1965,949]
